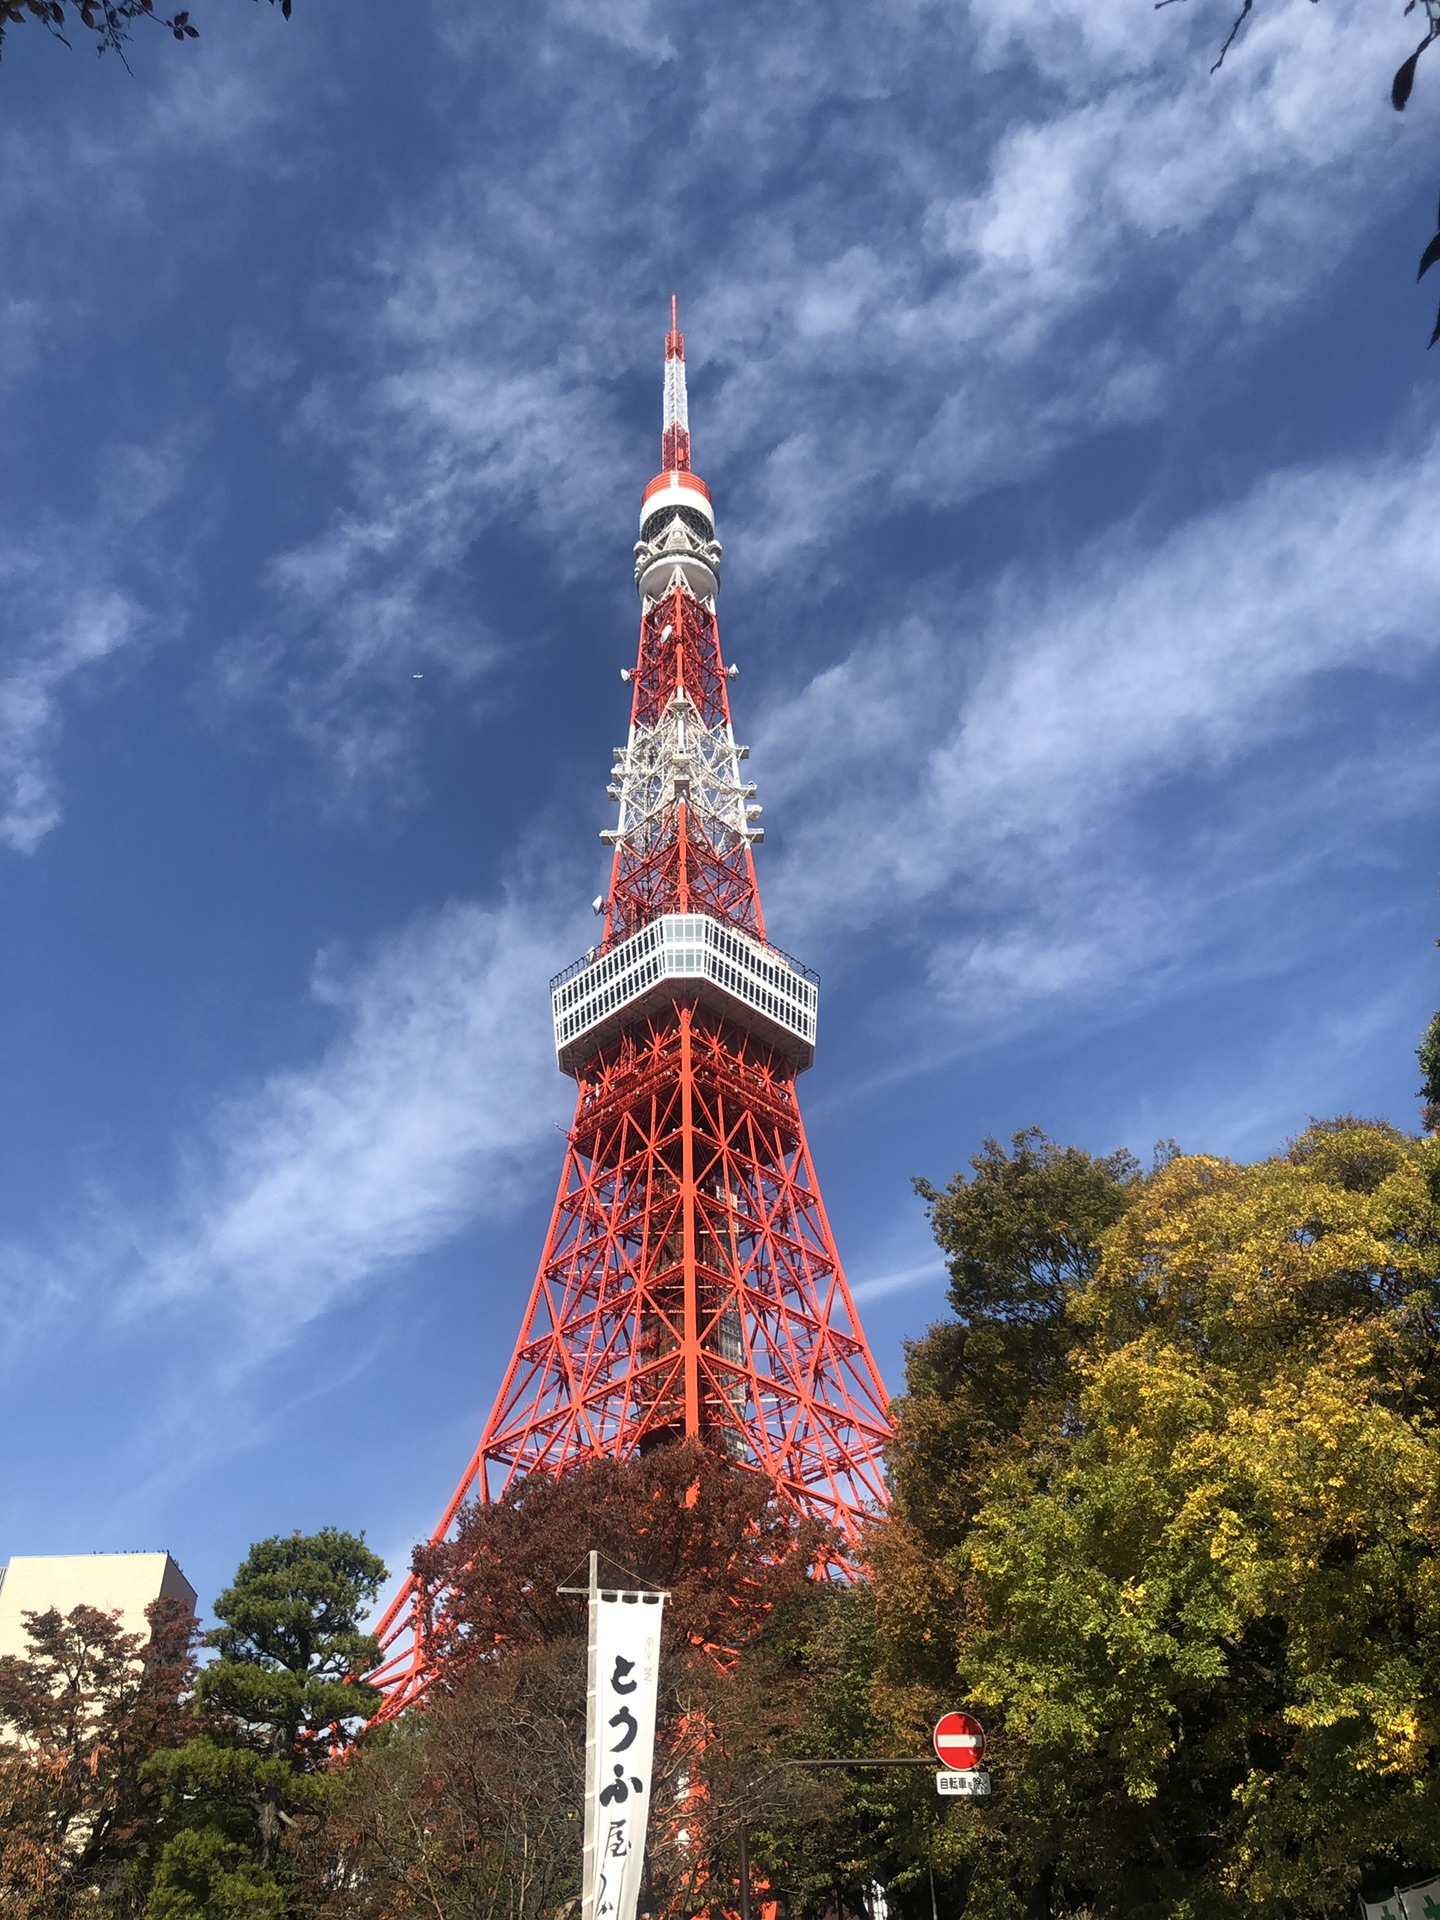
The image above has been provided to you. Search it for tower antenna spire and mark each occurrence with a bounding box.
[662,294,690,473]
[370,309,892,1719]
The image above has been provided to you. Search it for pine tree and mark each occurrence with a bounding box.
[144,1529,386,1920]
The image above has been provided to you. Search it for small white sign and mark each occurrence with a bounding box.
[937,1770,990,1797]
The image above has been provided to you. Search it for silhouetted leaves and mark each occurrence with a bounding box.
[1416,190,1440,344]
[1168,2,1440,346]
[0,0,293,62]
[1392,29,1436,108]
[1209,0,1253,75]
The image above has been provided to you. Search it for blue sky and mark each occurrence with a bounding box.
[3,0,1440,1624]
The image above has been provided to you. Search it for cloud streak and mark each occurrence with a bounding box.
[118,891,582,1363]
[849,1258,948,1304]
[0,443,188,855]
[757,426,1440,1026]
[213,0,1415,805]
[0,587,142,855]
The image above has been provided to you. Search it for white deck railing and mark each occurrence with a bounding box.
[552,913,818,1076]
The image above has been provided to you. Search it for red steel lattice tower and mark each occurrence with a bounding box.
[372,302,892,1714]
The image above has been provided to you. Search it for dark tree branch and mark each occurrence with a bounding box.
[1210,0,1254,72]
[1156,2,1440,345]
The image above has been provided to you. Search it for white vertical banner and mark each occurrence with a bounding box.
[582,1588,667,1920]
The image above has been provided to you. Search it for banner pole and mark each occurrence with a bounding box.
[581,1550,600,1920]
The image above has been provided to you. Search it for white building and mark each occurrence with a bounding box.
[0,1553,197,1658]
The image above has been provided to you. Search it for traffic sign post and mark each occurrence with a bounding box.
[932,1712,985,1771]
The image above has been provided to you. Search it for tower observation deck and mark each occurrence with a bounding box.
[371,301,892,1715]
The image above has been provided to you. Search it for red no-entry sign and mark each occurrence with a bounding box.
[933,1712,985,1770]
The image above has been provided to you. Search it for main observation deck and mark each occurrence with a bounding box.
[552,912,818,1077]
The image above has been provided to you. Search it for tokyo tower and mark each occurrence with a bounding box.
[371,303,891,1714]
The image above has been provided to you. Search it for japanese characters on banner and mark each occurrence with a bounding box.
[583,1588,666,1920]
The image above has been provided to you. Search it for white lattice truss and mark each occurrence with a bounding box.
[601,682,762,854]
[664,348,688,441]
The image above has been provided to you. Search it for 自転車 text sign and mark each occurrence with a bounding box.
[937,1769,990,1797]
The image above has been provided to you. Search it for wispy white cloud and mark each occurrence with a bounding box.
[0,25,305,846]
[849,1257,948,1304]
[756,426,1440,1027]
[0,442,188,854]
[226,0,1416,808]
[0,875,588,1513]
[703,0,1410,567]
[114,889,583,1363]
[0,588,142,855]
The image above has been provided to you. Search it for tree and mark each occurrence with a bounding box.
[870,1131,1141,1726]
[871,1117,1440,1919]
[913,1129,1142,1443]
[419,1434,832,1667]
[0,1596,201,1917]
[307,1444,844,1920]
[144,1528,386,1920]
[1417,1004,1440,1130]
[0,0,290,65]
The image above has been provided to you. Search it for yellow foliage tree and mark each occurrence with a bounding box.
[873,1120,1440,1920]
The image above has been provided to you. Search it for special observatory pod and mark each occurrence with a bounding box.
[635,469,721,602]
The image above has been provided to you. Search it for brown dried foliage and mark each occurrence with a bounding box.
[304,1445,842,1920]
[0,1596,203,1918]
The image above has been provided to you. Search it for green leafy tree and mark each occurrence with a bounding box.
[871,1131,1141,1728]
[145,1529,386,1920]
[913,1129,1142,1441]
[872,1117,1440,1920]
[1417,1005,1440,1132]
